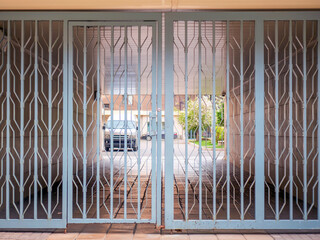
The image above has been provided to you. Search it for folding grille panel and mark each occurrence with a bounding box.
[164,13,320,229]
[0,11,320,230]
[166,19,256,225]
[68,22,157,223]
[264,20,319,220]
[0,20,66,228]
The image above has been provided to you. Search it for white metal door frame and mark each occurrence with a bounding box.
[164,11,320,229]
[1,11,320,230]
[0,18,68,229]
[67,20,161,224]
[0,12,162,229]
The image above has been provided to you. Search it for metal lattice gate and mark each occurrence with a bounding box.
[0,19,67,228]
[164,12,320,229]
[0,11,320,230]
[67,21,159,224]
[0,13,162,229]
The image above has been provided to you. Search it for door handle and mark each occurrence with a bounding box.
[149,112,157,137]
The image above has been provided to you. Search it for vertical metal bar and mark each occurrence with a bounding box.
[62,19,68,225]
[240,20,244,220]
[289,20,293,220]
[212,20,216,221]
[152,23,157,222]
[34,20,38,220]
[303,20,307,220]
[110,26,114,219]
[48,20,52,219]
[226,20,230,220]
[184,21,189,221]
[67,23,74,222]
[156,16,163,227]
[318,19,320,221]
[164,15,174,226]
[124,26,128,219]
[19,20,24,219]
[96,26,101,219]
[137,25,141,220]
[6,20,10,220]
[82,25,87,219]
[275,20,280,221]
[255,19,265,222]
[198,20,203,220]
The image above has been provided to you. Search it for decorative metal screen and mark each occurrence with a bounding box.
[68,22,157,223]
[169,19,255,222]
[264,20,319,220]
[0,11,319,230]
[0,20,66,228]
[164,13,320,229]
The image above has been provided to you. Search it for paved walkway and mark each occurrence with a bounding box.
[0,224,320,240]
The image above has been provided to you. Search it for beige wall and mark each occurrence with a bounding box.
[0,0,319,10]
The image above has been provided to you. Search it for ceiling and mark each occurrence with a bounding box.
[1,0,319,10]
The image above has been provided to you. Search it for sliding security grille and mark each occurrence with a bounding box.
[167,19,255,222]
[68,22,158,223]
[264,20,319,221]
[0,11,319,231]
[0,20,67,228]
[164,12,320,230]
[0,12,162,229]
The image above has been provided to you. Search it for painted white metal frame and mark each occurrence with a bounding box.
[164,12,320,229]
[0,11,319,230]
[0,12,162,229]
[67,20,160,224]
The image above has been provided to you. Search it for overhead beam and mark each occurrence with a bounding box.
[0,0,319,10]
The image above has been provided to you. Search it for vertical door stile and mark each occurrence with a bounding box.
[212,20,216,221]
[83,25,87,219]
[255,19,265,223]
[6,20,11,220]
[184,20,189,221]
[289,20,293,220]
[48,20,53,220]
[275,20,279,221]
[152,23,157,222]
[110,26,114,220]
[240,20,244,221]
[96,26,101,220]
[67,22,74,222]
[19,20,25,220]
[62,19,68,224]
[198,20,203,220]
[303,20,308,220]
[34,20,38,220]
[137,25,141,220]
[124,26,128,220]
[226,20,230,221]
[165,15,174,227]
[156,16,163,227]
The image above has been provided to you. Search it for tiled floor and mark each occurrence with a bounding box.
[0,224,320,240]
